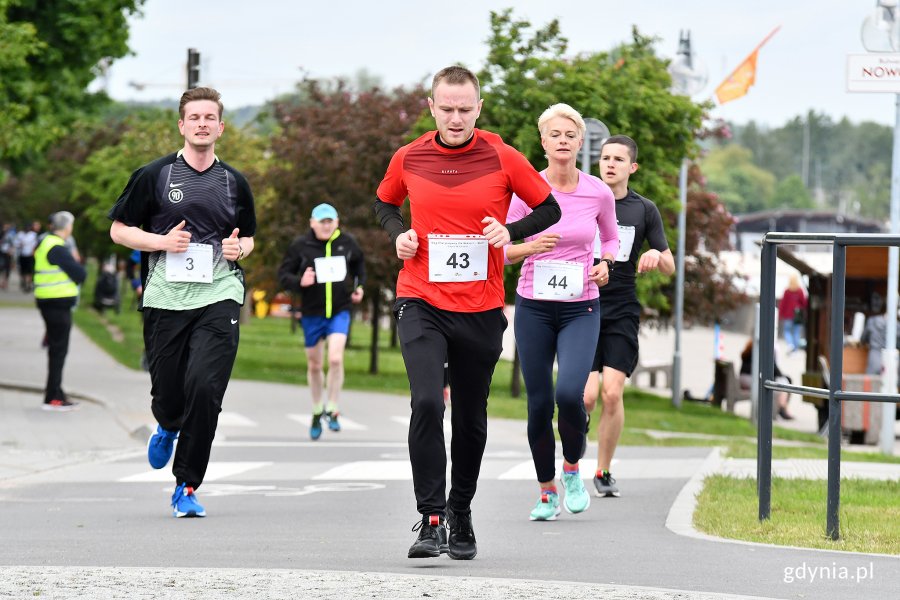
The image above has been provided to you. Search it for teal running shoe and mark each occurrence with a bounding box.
[562,468,591,514]
[326,411,341,432]
[310,412,324,440]
[529,490,561,521]
[171,483,206,518]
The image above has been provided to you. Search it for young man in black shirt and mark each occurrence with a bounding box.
[584,135,675,498]
[108,87,256,518]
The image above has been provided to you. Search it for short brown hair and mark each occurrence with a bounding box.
[602,134,638,163]
[431,65,480,99]
[179,87,223,119]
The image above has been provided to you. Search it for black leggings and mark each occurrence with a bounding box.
[394,298,506,517]
[144,300,240,489]
[515,294,599,483]
[38,302,73,403]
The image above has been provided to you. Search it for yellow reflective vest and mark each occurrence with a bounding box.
[34,234,78,300]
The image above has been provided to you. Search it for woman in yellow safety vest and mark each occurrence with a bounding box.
[33,211,86,411]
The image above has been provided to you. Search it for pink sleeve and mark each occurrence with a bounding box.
[506,193,529,225]
[504,195,530,265]
[597,186,619,259]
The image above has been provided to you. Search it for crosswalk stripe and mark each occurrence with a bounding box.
[218,412,258,427]
[313,461,413,480]
[288,413,368,431]
[390,416,451,432]
[118,462,273,483]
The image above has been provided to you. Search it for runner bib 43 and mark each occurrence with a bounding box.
[428,234,488,282]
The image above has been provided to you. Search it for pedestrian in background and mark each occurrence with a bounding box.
[278,203,366,440]
[779,273,807,353]
[108,87,256,519]
[33,211,85,411]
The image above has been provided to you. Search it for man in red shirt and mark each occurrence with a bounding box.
[375,65,561,560]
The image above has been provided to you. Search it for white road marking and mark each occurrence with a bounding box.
[218,412,258,427]
[118,462,273,483]
[288,413,368,431]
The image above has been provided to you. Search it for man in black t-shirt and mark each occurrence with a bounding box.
[108,87,256,518]
[584,135,675,498]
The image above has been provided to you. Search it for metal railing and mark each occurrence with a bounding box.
[758,232,900,540]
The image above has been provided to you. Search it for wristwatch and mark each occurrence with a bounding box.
[600,258,614,270]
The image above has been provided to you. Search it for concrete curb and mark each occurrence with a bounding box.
[664,446,900,559]
[0,378,151,443]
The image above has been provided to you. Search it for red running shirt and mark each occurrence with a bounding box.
[377,129,551,312]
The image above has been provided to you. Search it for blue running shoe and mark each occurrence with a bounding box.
[326,410,341,432]
[172,483,206,518]
[147,425,178,469]
[310,412,323,440]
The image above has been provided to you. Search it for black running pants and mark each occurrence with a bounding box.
[394,298,506,517]
[143,300,240,489]
[38,302,72,403]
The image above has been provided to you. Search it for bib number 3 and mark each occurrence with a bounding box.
[166,243,213,283]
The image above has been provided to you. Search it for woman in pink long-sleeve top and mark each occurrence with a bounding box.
[505,103,618,521]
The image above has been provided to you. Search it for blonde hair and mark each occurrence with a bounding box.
[538,103,586,138]
[788,273,801,291]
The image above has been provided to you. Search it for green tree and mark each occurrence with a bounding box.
[0,0,144,171]
[261,79,427,371]
[474,9,744,324]
[701,144,775,213]
[772,174,814,209]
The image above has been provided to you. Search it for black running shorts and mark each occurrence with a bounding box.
[592,312,640,375]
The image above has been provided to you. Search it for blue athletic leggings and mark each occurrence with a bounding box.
[515,294,600,483]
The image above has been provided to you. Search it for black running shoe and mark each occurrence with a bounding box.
[407,515,447,558]
[446,506,477,560]
[593,470,621,498]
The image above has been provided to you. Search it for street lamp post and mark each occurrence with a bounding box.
[860,0,899,455]
[668,31,707,408]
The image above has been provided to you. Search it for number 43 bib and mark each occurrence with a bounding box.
[428,234,488,282]
[533,260,583,299]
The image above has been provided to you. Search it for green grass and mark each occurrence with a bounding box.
[694,475,900,555]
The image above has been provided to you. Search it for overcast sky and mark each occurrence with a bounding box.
[100,0,897,128]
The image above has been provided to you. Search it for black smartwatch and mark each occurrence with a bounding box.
[600,258,614,271]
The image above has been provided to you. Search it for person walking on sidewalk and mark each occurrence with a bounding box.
[108,87,256,519]
[504,103,618,521]
[277,203,366,440]
[34,211,86,411]
[778,274,807,353]
[583,135,675,498]
[16,221,41,292]
[374,65,560,560]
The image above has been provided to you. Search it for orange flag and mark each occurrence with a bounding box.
[715,26,780,105]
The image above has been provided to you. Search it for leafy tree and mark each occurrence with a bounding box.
[469,9,741,324]
[701,144,775,213]
[261,79,427,371]
[772,174,814,210]
[0,0,145,172]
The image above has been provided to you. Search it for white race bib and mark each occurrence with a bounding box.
[595,225,635,263]
[533,260,584,299]
[166,243,213,283]
[428,234,489,282]
[314,256,347,283]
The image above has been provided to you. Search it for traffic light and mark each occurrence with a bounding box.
[187,48,200,89]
